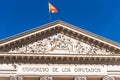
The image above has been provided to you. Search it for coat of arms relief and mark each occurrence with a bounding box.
[8,33,112,55]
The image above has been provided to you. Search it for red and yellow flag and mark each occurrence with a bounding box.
[48,2,58,13]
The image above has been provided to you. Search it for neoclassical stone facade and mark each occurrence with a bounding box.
[0,20,120,80]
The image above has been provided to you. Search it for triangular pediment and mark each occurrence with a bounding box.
[0,20,120,55]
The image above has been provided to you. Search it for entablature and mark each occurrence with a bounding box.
[0,53,120,64]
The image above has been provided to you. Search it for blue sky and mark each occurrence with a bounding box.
[0,0,120,43]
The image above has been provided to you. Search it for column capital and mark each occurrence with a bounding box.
[40,76,53,80]
[10,76,23,80]
[10,76,17,80]
[17,76,24,80]
[102,76,115,80]
[74,76,87,80]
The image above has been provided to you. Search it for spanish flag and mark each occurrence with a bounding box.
[48,2,58,13]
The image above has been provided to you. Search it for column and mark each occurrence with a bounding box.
[74,76,87,80]
[102,76,115,80]
[40,76,53,80]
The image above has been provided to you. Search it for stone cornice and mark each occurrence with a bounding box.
[0,52,120,57]
[0,53,120,64]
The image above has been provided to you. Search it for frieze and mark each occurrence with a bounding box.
[9,33,112,55]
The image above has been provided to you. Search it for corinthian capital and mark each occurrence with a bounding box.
[102,76,115,80]
[10,76,23,80]
[17,76,23,80]
[10,76,17,80]
[74,76,87,80]
[40,76,53,80]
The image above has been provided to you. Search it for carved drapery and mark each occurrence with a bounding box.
[102,76,115,80]
[10,76,23,80]
[9,33,112,55]
[74,76,87,80]
[40,76,53,80]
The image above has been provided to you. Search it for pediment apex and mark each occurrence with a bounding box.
[0,20,120,54]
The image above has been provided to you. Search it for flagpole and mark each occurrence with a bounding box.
[48,2,51,22]
[48,12,52,22]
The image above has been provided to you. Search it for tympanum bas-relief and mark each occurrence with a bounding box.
[9,33,112,55]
